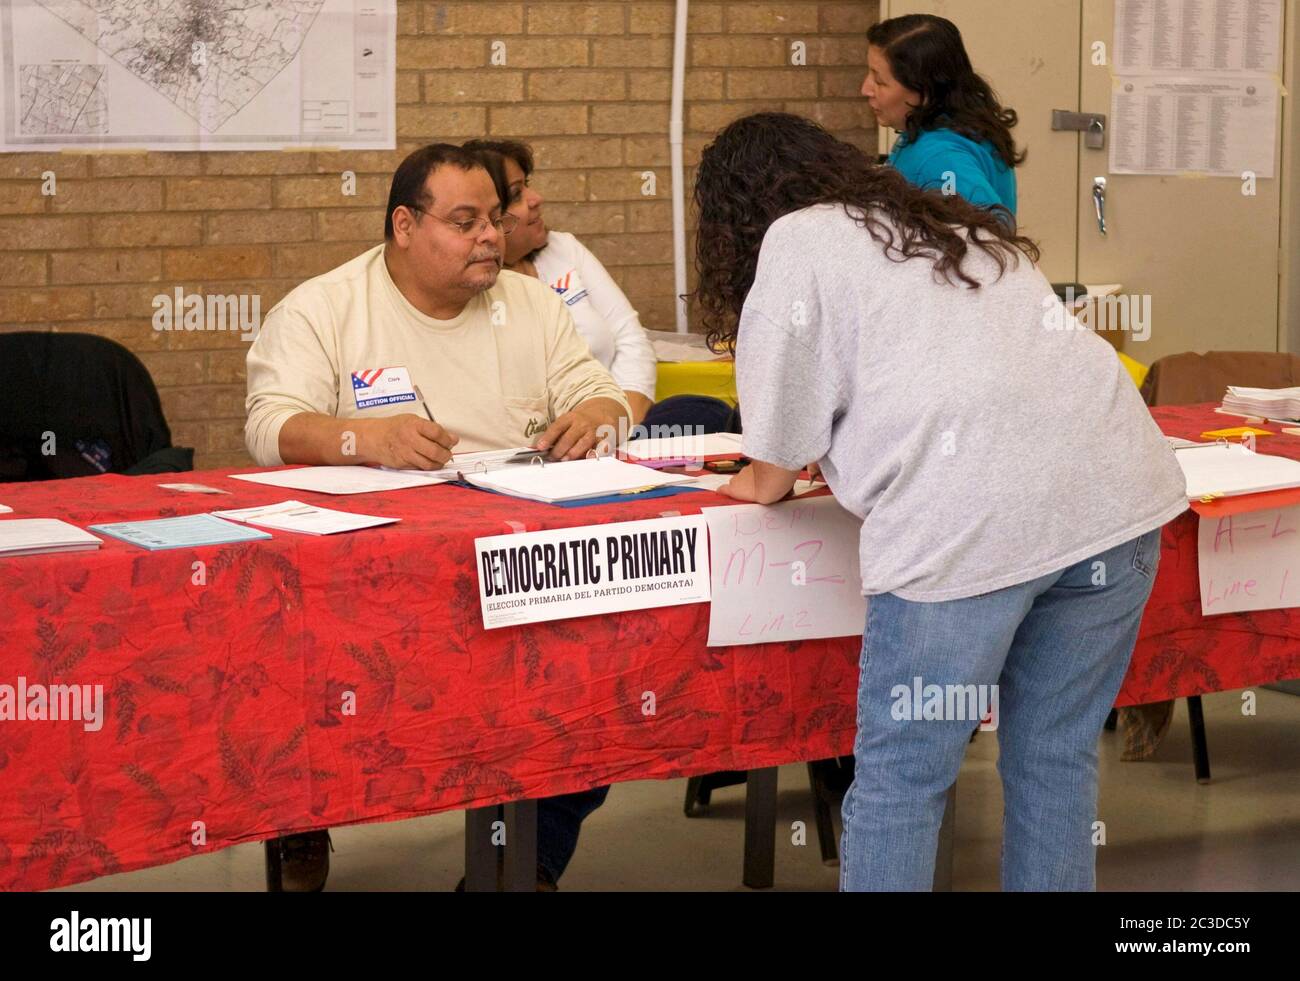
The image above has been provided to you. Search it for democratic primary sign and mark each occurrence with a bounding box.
[474,515,711,629]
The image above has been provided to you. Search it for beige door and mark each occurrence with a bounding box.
[879,0,1288,362]
[1079,0,1284,361]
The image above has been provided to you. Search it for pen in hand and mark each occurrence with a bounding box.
[413,385,437,424]
[413,384,459,472]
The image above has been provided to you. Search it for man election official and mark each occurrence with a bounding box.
[245,143,629,469]
[243,143,631,892]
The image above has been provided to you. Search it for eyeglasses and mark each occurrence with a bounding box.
[408,206,520,237]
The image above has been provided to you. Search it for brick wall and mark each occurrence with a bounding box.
[0,1,878,469]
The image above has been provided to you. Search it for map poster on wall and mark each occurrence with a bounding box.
[0,0,395,151]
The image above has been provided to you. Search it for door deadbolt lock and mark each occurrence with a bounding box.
[1052,110,1107,149]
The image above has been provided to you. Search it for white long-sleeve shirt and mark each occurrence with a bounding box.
[532,231,657,401]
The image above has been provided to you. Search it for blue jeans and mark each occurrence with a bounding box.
[840,529,1162,891]
[537,786,611,883]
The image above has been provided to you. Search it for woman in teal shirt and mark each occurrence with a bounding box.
[863,14,1022,223]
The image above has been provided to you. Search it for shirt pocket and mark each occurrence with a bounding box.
[502,393,551,444]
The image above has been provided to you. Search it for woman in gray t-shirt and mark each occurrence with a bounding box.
[693,112,1187,891]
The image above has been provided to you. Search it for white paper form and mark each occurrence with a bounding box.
[213,500,398,535]
[230,466,446,495]
[1109,75,1278,177]
[1114,0,1283,74]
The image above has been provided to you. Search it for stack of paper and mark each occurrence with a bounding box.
[465,456,694,504]
[0,519,102,557]
[212,501,398,535]
[89,514,271,551]
[1175,443,1300,499]
[1220,386,1300,421]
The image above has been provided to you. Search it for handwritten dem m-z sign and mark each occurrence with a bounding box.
[703,496,866,646]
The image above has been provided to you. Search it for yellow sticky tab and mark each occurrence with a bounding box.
[1200,427,1273,439]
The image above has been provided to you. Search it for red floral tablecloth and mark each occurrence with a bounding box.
[1,402,1294,890]
[0,472,861,890]
[1127,404,1300,705]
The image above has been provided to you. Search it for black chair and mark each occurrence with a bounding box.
[684,756,854,869]
[0,331,193,481]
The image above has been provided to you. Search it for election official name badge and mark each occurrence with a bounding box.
[351,366,417,409]
[549,269,589,307]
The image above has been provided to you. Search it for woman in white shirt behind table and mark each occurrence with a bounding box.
[463,139,737,437]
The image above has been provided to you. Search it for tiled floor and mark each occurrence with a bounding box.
[57,687,1299,892]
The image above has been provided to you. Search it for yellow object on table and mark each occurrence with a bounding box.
[655,360,738,406]
[655,351,1146,406]
[1118,351,1148,389]
[1200,427,1273,439]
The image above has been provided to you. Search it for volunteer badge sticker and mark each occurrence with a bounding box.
[549,270,589,307]
[352,366,418,409]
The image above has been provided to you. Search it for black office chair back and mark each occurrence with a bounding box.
[0,331,193,482]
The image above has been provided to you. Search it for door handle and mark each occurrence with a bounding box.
[1092,177,1108,236]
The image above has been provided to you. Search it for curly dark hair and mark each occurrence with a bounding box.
[693,112,1040,353]
[868,14,1025,169]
